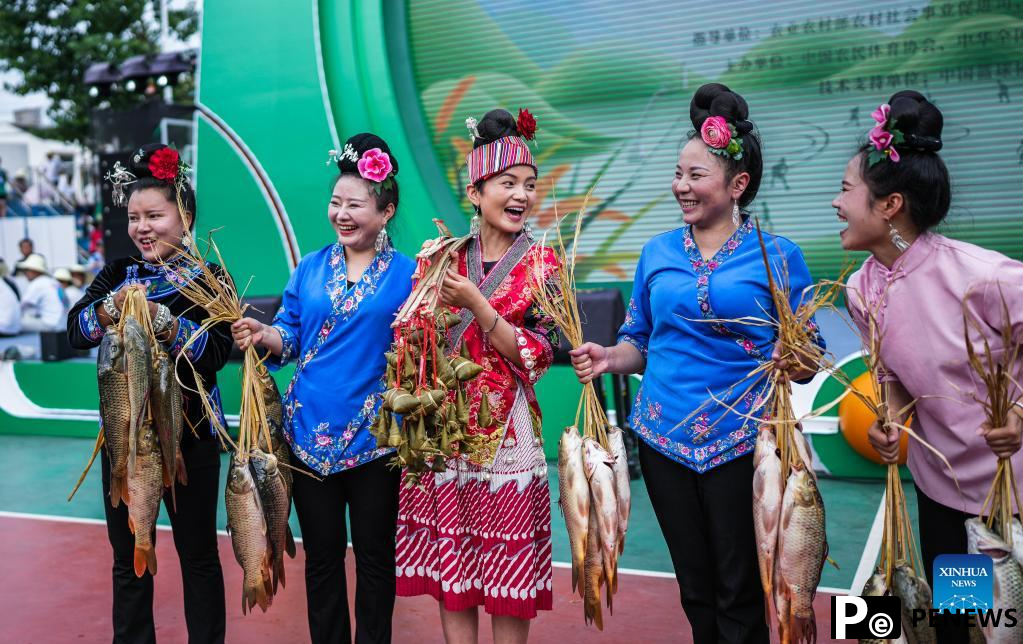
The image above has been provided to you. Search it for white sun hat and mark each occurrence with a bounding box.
[16,253,48,275]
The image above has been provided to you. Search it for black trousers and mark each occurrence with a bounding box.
[101,437,225,644]
[915,484,972,644]
[639,441,769,644]
[291,451,400,644]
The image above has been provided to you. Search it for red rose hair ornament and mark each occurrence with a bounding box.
[516,108,537,141]
[149,147,181,182]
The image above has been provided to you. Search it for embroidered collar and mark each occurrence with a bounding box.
[681,217,753,271]
[324,241,394,318]
[140,251,192,274]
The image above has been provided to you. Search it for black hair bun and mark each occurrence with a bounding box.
[128,142,174,178]
[888,90,943,152]
[474,109,519,149]
[690,83,754,135]
[337,132,399,175]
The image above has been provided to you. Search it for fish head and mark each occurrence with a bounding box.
[260,371,281,403]
[98,328,124,372]
[228,457,256,494]
[862,569,887,596]
[788,467,821,507]
[966,517,1012,562]
[754,428,777,467]
[262,452,279,476]
[561,426,583,450]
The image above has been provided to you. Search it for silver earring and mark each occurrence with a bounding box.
[522,219,533,239]
[731,203,741,227]
[469,213,481,236]
[888,221,910,253]
[374,228,389,253]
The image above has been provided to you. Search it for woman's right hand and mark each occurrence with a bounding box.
[569,342,610,384]
[232,317,267,352]
[867,420,901,464]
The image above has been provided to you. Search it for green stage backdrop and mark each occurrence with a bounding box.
[187,0,1023,475]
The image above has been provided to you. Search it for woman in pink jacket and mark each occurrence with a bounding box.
[835,90,1023,644]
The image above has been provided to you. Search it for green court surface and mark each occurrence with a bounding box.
[1,433,905,593]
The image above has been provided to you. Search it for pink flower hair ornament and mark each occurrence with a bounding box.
[701,116,744,161]
[866,103,904,166]
[325,145,396,195]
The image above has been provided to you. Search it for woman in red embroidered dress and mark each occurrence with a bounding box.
[395,108,560,643]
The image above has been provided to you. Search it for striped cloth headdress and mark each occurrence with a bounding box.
[465,110,538,184]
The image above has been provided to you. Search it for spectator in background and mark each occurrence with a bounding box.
[89,219,103,253]
[54,268,84,305]
[0,259,20,336]
[11,173,29,202]
[70,265,90,290]
[87,241,105,275]
[45,152,62,187]
[16,254,66,332]
[0,156,8,218]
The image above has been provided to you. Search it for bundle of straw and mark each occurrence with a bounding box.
[964,284,1023,546]
[531,195,631,627]
[158,234,271,462]
[531,196,610,448]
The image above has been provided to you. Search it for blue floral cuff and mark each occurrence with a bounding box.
[266,323,297,370]
[165,316,207,361]
[618,333,649,359]
[78,303,105,342]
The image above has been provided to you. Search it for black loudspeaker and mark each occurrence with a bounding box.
[40,331,90,361]
[98,152,136,263]
[552,288,626,364]
[227,295,283,361]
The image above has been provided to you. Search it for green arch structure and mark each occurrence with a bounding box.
[196,0,462,295]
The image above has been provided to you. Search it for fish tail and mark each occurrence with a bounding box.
[618,534,625,556]
[134,545,157,577]
[792,615,815,644]
[286,526,296,559]
[571,563,579,596]
[175,449,188,486]
[273,556,285,593]
[110,475,128,508]
[168,482,177,514]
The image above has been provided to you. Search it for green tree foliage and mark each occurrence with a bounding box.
[0,1,197,143]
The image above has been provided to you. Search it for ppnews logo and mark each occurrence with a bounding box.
[831,595,902,639]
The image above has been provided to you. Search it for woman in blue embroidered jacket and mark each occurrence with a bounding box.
[68,143,232,643]
[232,133,415,644]
[570,85,823,644]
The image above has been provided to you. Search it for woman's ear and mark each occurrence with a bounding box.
[465,183,481,209]
[729,172,750,202]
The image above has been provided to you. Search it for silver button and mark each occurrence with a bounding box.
[505,456,515,464]
[516,336,527,346]
[504,438,516,447]
[525,359,535,369]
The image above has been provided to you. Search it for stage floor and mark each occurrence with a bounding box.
[3,434,888,642]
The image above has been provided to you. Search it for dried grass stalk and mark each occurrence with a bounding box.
[531,188,610,447]
[964,283,1023,545]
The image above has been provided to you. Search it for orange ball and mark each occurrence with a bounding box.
[838,372,909,465]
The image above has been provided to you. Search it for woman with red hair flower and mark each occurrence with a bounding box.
[67,142,233,643]
[395,108,560,644]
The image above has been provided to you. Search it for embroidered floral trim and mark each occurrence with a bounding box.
[272,317,298,366]
[79,303,104,341]
[208,385,227,437]
[628,384,762,472]
[167,316,207,361]
[283,389,392,475]
[683,220,767,362]
[619,295,649,357]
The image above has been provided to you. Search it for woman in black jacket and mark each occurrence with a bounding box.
[68,143,232,644]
